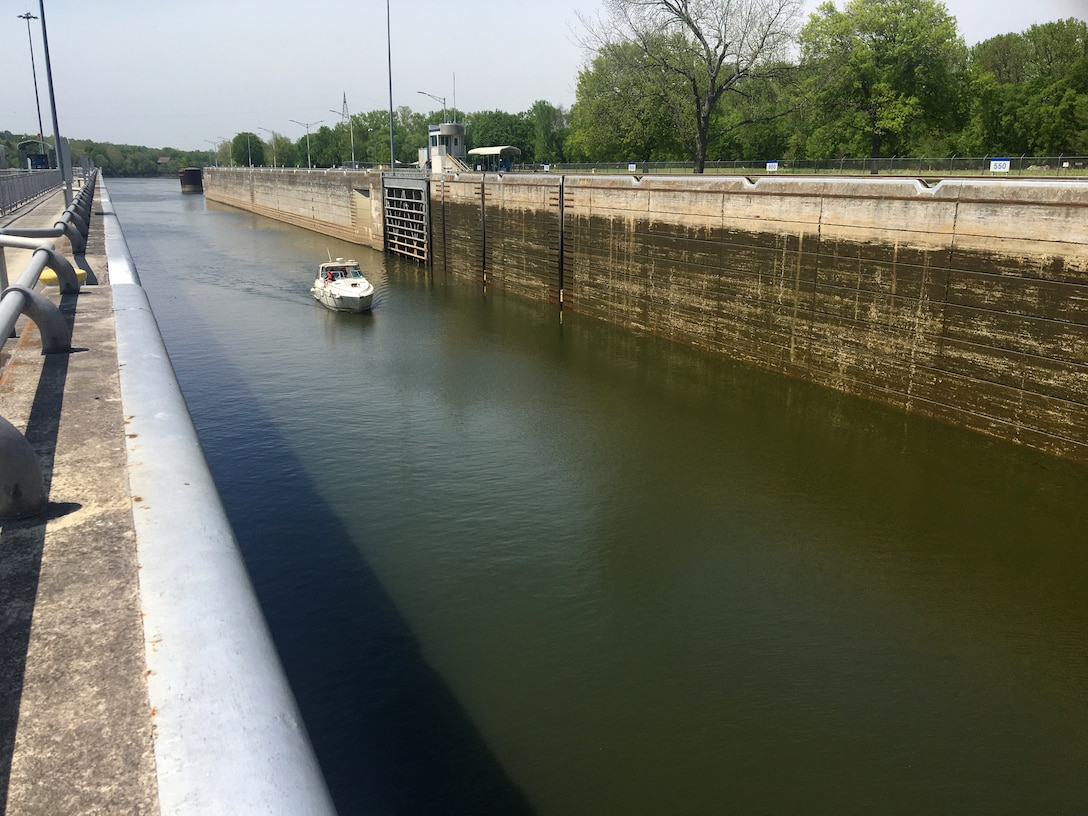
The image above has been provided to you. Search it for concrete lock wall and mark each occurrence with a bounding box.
[205,167,385,250]
[204,168,1088,463]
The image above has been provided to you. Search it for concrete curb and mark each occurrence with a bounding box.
[101,178,337,815]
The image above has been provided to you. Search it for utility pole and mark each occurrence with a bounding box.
[17,12,46,163]
[290,119,322,169]
[258,127,277,167]
[37,0,71,204]
[329,93,355,165]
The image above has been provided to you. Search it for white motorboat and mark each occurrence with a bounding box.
[311,258,374,313]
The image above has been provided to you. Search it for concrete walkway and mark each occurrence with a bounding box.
[0,186,159,814]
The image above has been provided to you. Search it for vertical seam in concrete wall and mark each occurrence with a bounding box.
[480,177,487,279]
[441,176,447,275]
[557,176,565,306]
[809,185,826,372]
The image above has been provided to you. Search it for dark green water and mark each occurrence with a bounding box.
[110,178,1088,815]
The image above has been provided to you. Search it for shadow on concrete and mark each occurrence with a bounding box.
[0,303,74,813]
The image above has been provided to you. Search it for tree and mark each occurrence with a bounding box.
[964,19,1088,155]
[798,0,968,158]
[568,41,685,162]
[525,100,569,164]
[262,132,296,168]
[580,0,804,172]
[231,132,265,167]
[309,125,339,167]
[464,110,532,154]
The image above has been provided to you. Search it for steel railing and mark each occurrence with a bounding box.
[0,170,95,518]
[0,168,64,216]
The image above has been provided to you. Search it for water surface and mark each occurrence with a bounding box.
[110,178,1088,815]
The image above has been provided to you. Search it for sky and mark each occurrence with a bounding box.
[1,0,1084,152]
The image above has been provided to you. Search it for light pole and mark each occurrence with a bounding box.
[258,127,276,167]
[290,119,321,169]
[36,0,70,203]
[17,12,46,165]
[386,0,395,169]
[329,108,355,165]
[417,90,446,123]
[218,136,231,167]
[205,139,219,167]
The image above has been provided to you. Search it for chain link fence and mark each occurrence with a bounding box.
[519,156,1088,178]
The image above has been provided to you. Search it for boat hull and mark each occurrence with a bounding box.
[310,258,374,313]
[311,283,374,313]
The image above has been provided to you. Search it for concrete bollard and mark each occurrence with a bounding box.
[0,415,47,519]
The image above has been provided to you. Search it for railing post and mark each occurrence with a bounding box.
[0,414,47,519]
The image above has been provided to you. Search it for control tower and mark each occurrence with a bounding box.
[419,122,468,171]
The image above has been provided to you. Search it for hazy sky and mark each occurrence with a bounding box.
[1,0,1084,151]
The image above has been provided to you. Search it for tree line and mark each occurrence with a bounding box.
[217,102,570,171]
[222,2,1088,175]
[3,1,1084,175]
[572,0,1087,172]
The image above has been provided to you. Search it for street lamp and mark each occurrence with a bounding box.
[290,119,322,169]
[417,90,446,123]
[17,12,46,165]
[329,108,355,165]
[257,127,276,168]
[36,0,71,204]
[218,135,231,167]
[386,0,395,170]
[205,139,218,167]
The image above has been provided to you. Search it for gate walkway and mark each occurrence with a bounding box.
[0,186,159,814]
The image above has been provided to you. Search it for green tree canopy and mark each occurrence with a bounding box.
[465,110,533,156]
[525,100,569,164]
[964,18,1088,154]
[568,41,685,162]
[579,0,804,172]
[798,0,968,158]
[231,132,265,167]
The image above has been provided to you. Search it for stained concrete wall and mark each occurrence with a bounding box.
[203,167,1088,463]
[204,168,384,250]
[434,172,1088,463]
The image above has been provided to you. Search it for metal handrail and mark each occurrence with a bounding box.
[0,168,63,216]
[1,169,94,253]
[0,171,95,519]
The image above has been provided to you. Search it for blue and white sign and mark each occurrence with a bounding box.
[990,158,1011,174]
[766,161,779,172]
[628,162,638,172]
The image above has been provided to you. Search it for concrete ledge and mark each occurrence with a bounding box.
[100,179,336,815]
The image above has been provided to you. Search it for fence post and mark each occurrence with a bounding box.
[0,414,47,519]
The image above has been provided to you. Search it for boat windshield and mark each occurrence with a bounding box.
[321,265,362,281]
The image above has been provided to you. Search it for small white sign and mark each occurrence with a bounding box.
[990,159,1011,174]
[543,164,550,172]
[766,161,779,172]
[628,162,638,172]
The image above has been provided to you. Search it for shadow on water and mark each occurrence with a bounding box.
[185,346,533,814]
